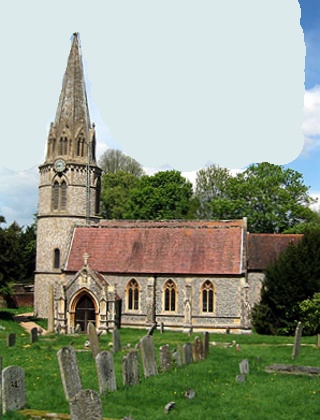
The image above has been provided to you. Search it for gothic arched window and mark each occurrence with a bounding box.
[127,279,140,310]
[95,178,101,215]
[53,248,60,269]
[164,280,177,312]
[52,178,67,211]
[201,280,215,313]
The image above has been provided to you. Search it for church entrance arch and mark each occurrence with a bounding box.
[74,293,96,332]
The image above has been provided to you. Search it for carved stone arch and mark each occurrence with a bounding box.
[69,288,99,333]
[51,174,68,211]
[58,127,71,156]
[75,127,86,157]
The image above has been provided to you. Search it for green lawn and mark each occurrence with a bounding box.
[1,308,320,419]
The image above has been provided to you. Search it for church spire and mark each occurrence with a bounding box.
[45,32,96,163]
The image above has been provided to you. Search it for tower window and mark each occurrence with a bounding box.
[52,178,67,211]
[164,280,177,312]
[54,248,60,269]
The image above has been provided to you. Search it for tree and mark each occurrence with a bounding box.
[98,149,144,177]
[125,170,196,220]
[100,172,140,219]
[251,226,320,335]
[199,162,316,233]
[195,165,231,218]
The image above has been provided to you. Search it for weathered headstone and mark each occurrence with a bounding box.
[159,344,171,372]
[160,322,164,334]
[57,346,82,400]
[140,335,158,377]
[182,343,193,365]
[2,366,26,414]
[203,332,209,359]
[239,359,250,375]
[75,323,81,334]
[122,350,140,386]
[112,327,121,354]
[0,356,2,419]
[69,389,102,420]
[172,350,182,367]
[236,374,246,383]
[47,284,55,333]
[88,322,101,358]
[292,321,303,360]
[30,327,38,344]
[192,336,204,362]
[95,351,117,393]
[7,333,16,347]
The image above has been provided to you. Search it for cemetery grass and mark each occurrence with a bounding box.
[1,310,320,419]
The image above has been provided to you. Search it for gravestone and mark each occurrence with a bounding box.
[172,350,182,367]
[30,327,38,344]
[159,344,171,372]
[122,350,140,386]
[75,324,81,334]
[236,374,246,383]
[140,335,158,377]
[203,332,209,359]
[112,327,121,354]
[47,284,54,333]
[88,322,101,358]
[0,357,2,419]
[192,336,204,362]
[182,343,193,365]
[292,321,303,360]
[7,333,16,347]
[69,389,102,420]
[95,351,117,393]
[160,322,164,333]
[2,366,26,414]
[57,346,82,400]
[239,359,250,375]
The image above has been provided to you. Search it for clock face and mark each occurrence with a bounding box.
[54,159,66,172]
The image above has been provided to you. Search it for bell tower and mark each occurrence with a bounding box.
[34,33,102,317]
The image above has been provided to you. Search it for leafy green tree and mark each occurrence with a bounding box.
[251,226,320,335]
[206,162,316,233]
[98,149,144,177]
[195,165,231,218]
[125,170,195,220]
[299,293,320,336]
[101,172,140,219]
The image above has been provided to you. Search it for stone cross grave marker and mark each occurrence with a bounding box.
[95,351,117,393]
[203,332,209,359]
[57,346,82,401]
[87,322,101,358]
[292,321,303,360]
[192,336,204,362]
[172,350,182,367]
[182,343,193,365]
[30,327,38,344]
[159,344,172,372]
[112,327,121,353]
[122,350,140,386]
[2,366,26,414]
[69,389,103,420]
[7,333,16,347]
[140,335,158,378]
[239,359,250,375]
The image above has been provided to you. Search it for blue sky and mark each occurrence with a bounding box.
[0,0,319,227]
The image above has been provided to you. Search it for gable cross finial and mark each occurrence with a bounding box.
[83,252,89,267]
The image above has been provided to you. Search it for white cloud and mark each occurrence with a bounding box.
[301,86,320,155]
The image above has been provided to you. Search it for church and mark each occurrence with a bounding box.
[34,33,302,334]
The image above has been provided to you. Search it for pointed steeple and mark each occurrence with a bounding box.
[45,32,97,164]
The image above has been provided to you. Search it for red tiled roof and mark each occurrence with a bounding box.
[65,220,245,275]
[247,233,303,270]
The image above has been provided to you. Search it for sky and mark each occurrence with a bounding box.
[0,0,319,227]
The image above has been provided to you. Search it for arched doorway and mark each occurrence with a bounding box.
[75,293,96,332]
